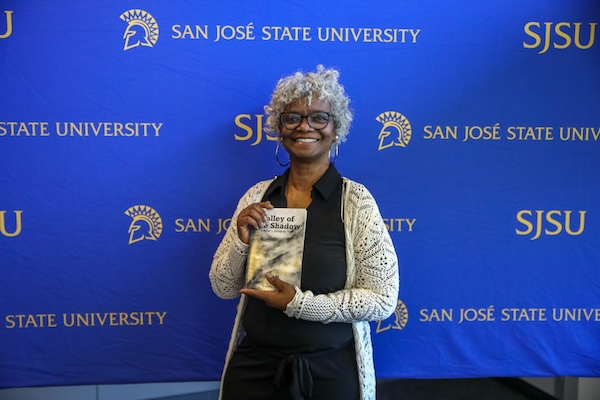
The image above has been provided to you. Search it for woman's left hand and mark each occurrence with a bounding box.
[240,272,296,311]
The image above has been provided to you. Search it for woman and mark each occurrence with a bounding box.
[209,65,399,400]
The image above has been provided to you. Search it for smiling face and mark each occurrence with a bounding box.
[280,98,336,167]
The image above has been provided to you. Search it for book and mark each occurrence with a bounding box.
[245,208,307,291]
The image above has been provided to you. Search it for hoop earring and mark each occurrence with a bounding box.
[329,142,339,165]
[275,141,290,166]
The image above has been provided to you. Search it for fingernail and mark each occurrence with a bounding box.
[266,272,274,279]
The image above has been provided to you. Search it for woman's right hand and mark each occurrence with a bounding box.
[236,201,273,244]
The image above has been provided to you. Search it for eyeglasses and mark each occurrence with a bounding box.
[280,112,332,130]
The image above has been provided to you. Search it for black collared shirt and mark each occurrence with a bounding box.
[242,165,352,351]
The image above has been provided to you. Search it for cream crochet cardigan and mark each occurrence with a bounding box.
[209,177,399,400]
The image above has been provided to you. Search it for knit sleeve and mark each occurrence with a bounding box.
[209,181,271,299]
[284,183,399,323]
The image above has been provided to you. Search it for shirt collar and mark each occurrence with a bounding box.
[263,170,288,200]
[313,164,342,200]
[264,165,341,201]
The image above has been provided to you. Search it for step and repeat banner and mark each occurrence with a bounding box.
[1,0,599,389]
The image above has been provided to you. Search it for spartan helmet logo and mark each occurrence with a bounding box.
[376,300,409,333]
[120,9,159,51]
[125,205,163,245]
[376,111,412,151]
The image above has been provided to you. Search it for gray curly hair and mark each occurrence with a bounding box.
[264,65,353,143]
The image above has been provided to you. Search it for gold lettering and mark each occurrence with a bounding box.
[501,308,547,321]
[119,312,130,325]
[56,122,68,136]
[0,122,50,136]
[5,314,58,328]
[564,210,586,236]
[539,22,552,54]
[544,210,562,235]
[172,24,208,40]
[156,311,167,325]
[382,218,416,232]
[96,313,108,326]
[0,10,13,39]
[129,312,141,325]
[524,21,596,53]
[515,210,534,236]
[61,311,167,327]
[517,210,585,239]
[553,22,571,49]
[216,218,231,234]
[77,313,90,326]
[184,219,197,231]
[171,24,183,38]
[5,315,15,328]
[553,308,600,321]
[420,308,453,322]
[530,210,544,240]
[197,219,210,232]
[0,210,22,237]
[410,29,420,43]
[254,114,264,146]
[195,25,209,39]
[175,218,211,233]
[63,314,75,327]
[182,25,195,39]
[424,125,457,140]
[234,114,253,141]
[152,122,162,137]
[234,114,272,146]
[523,22,542,49]
[574,22,596,49]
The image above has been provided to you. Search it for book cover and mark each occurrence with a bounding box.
[245,208,307,291]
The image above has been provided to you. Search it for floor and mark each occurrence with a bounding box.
[376,378,557,400]
[157,378,558,400]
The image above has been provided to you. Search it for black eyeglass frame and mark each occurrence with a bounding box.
[279,111,333,130]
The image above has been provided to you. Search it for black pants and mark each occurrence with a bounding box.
[221,338,360,400]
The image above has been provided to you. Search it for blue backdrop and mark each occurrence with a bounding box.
[1,0,599,388]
